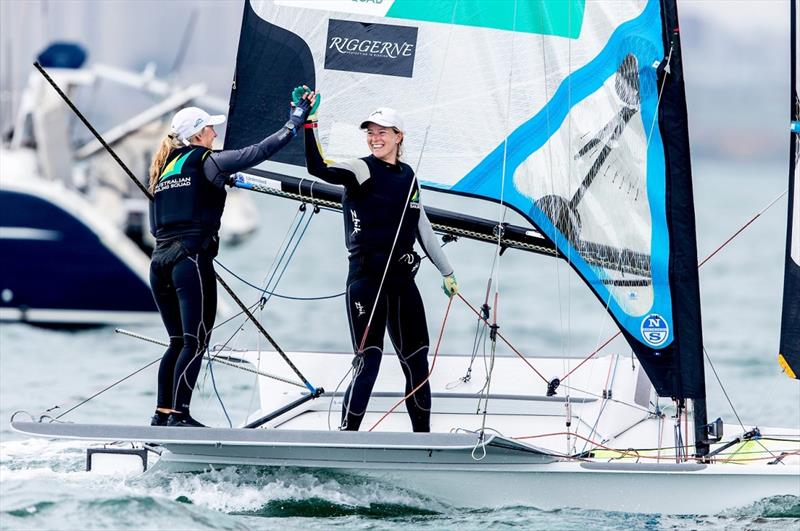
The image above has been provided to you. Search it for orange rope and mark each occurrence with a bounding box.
[367,295,454,432]
[557,192,787,385]
[456,293,549,384]
[559,331,621,383]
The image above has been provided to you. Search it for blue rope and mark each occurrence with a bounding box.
[207,357,232,428]
[214,259,344,300]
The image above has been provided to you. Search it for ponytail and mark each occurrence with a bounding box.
[394,127,404,161]
[149,133,182,193]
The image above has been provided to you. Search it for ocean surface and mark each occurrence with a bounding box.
[1,158,799,529]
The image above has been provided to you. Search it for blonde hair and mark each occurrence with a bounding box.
[393,127,404,161]
[148,133,183,193]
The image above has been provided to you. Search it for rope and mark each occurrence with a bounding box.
[114,328,306,388]
[557,188,789,385]
[456,293,549,384]
[45,357,161,421]
[367,295,454,431]
[214,259,344,301]
[207,359,232,428]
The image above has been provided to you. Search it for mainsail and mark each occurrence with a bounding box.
[225,0,705,399]
[779,0,800,379]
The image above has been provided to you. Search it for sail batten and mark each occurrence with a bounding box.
[778,0,800,379]
[226,0,706,398]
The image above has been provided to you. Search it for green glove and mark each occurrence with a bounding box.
[291,85,320,121]
[442,274,459,298]
[291,85,308,105]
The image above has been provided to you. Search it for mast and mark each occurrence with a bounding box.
[778,0,800,379]
[657,0,709,456]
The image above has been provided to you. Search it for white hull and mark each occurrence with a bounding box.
[12,350,800,514]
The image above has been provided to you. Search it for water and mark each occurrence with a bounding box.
[1,158,799,529]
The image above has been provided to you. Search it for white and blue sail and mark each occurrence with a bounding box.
[779,0,800,379]
[225,0,705,399]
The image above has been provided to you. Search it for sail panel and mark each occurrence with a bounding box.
[779,0,800,379]
[226,0,706,398]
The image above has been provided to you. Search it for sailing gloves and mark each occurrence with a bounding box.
[285,95,312,134]
[291,85,320,123]
[442,274,459,298]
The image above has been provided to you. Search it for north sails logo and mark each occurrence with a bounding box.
[325,19,418,78]
[641,314,669,347]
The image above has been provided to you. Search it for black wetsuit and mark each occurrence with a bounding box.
[304,127,453,432]
[149,124,298,416]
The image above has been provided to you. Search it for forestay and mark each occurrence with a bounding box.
[224,0,705,399]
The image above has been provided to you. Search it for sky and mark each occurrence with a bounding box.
[0,0,792,161]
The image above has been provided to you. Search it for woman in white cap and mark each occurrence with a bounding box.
[303,98,458,432]
[147,99,312,427]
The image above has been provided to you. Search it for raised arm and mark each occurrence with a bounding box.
[203,101,311,188]
[417,206,453,277]
[303,125,371,187]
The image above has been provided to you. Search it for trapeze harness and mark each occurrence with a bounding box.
[304,127,453,432]
[149,126,297,415]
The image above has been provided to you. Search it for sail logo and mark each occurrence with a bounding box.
[640,314,669,347]
[325,19,418,78]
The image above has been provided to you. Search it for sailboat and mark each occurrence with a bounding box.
[11,0,800,515]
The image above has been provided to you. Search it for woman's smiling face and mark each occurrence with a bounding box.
[365,124,401,164]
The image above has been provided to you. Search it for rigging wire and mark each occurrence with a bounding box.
[702,346,780,461]
[456,293,549,384]
[44,357,161,421]
[703,347,746,432]
[259,206,316,305]
[557,188,789,385]
[472,0,520,445]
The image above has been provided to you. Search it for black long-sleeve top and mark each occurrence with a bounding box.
[304,126,453,276]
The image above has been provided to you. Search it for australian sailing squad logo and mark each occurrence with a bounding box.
[640,314,669,347]
[325,19,418,78]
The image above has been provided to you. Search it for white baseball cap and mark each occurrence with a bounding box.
[171,107,226,143]
[359,107,404,132]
